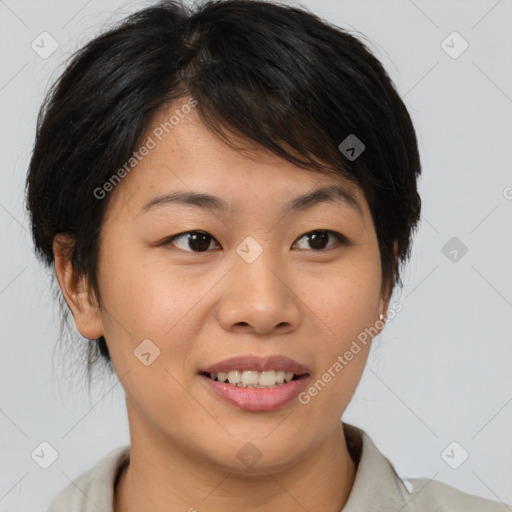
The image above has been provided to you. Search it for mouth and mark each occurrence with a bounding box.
[198,371,310,412]
[199,354,310,388]
[197,355,311,411]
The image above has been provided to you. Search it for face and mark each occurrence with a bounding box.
[65,98,392,473]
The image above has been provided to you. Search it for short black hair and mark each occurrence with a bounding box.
[25,0,422,380]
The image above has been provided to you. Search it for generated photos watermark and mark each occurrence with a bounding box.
[93,97,198,200]
[298,301,403,404]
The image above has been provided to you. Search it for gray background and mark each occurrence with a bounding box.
[1,0,511,510]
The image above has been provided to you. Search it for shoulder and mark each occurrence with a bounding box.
[47,445,130,512]
[405,477,510,512]
[406,477,510,511]
[342,422,509,512]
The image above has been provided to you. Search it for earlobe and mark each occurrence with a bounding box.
[53,233,104,340]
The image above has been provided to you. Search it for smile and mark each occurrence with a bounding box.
[205,369,300,388]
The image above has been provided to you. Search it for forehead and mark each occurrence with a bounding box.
[104,99,369,221]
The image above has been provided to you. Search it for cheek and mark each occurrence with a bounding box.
[309,254,381,405]
[95,240,162,347]
[303,271,379,415]
[304,255,382,343]
[95,244,209,365]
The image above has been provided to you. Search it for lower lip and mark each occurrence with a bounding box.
[199,374,310,412]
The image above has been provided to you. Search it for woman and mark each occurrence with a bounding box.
[25,1,506,510]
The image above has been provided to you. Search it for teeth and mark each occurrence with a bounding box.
[258,370,277,387]
[208,369,299,387]
[242,371,260,386]
[217,371,228,383]
[227,370,242,384]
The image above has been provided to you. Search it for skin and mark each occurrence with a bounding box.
[54,97,397,512]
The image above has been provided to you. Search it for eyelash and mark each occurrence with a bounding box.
[162,230,349,253]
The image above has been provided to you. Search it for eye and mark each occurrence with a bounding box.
[292,230,348,251]
[165,230,220,252]
[163,229,348,253]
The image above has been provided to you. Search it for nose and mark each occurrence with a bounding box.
[216,250,302,335]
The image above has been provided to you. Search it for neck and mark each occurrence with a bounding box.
[115,409,357,512]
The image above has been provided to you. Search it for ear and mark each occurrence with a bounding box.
[378,239,399,321]
[53,233,104,340]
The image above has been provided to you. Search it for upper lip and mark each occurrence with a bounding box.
[200,355,309,375]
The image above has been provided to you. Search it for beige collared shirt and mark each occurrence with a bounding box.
[47,422,510,511]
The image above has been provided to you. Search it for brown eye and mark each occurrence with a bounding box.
[293,230,347,251]
[166,231,220,252]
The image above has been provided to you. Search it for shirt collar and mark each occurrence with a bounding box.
[342,422,412,510]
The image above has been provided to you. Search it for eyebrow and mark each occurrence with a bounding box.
[141,184,362,217]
